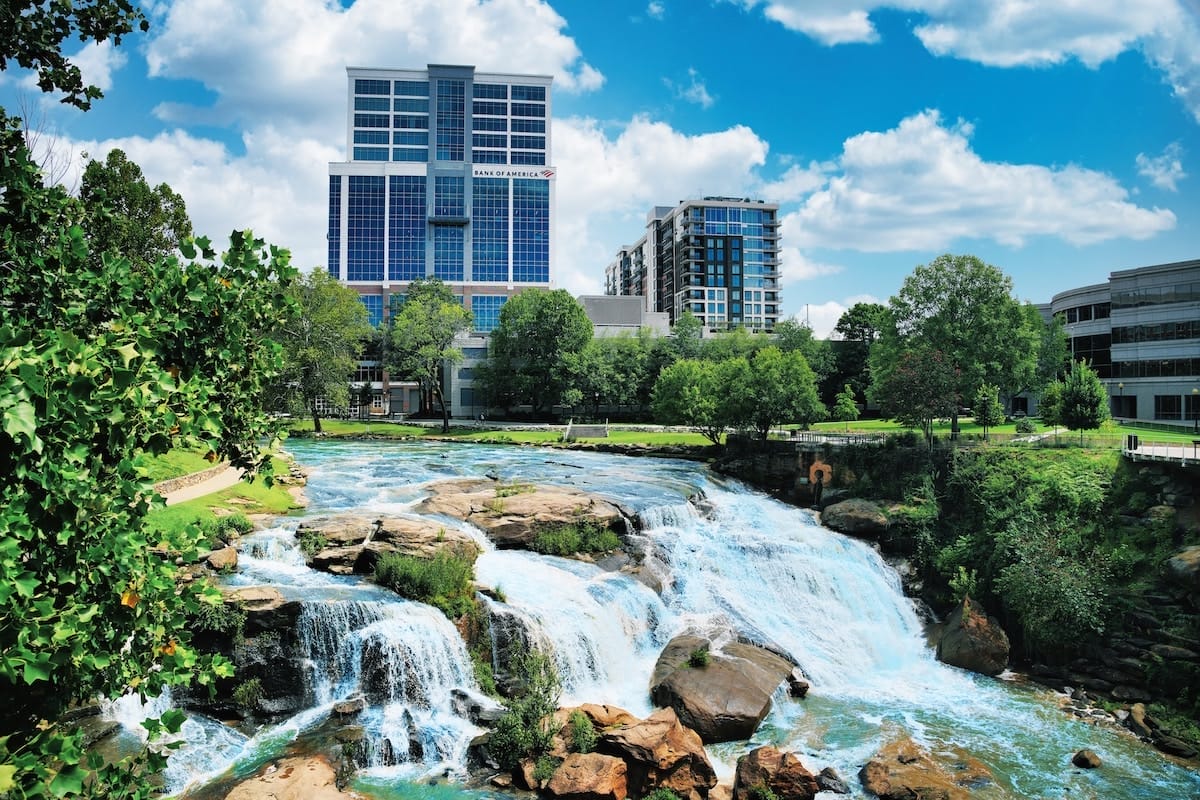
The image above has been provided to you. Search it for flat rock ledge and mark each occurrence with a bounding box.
[416,478,627,549]
[298,513,481,576]
[223,755,364,800]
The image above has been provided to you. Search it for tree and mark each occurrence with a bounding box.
[873,254,1039,437]
[80,148,192,268]
[486,289,592,416]
[832,384,860,431]
[728,347,826,440]
[774,318,835,398]
[832,302,888,398]
[973,383,1004,440]
[1058,360,1109,445]
[651,359,727,444]
[670,309,704,360]
[699,325,767,362]
[1039,380,1063,443]
[873,347,959,447]
[274,270,372,433]
[386,277,472,432]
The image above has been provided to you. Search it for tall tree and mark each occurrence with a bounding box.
[832,384,861,432]
[670,309,704,360]
[774,318,835,398]
[651,358,728,444]
[1058,360,1110,445]
[727,347,826,440]
[386,277,472,432]
[486,289,592,416]
[973,382,1004,439]
[274,269,372,433]
[79,148,191,268]
[873,254,1038,436]
[873,346,959,446]
[832,301,888,398]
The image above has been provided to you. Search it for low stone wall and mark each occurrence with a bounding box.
[153,462,229,496]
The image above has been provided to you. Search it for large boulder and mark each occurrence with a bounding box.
[545,753,628,800]
[598,707,717,799]
[649,634,795,743]
[223,756,356,800]
[224,586,303,637]
[936,596,1009,677]
[820,499,889,538]
[858,736,991,800]
[1166,546,1200,592]
[416,479,625,549]
[732,746,819,800]
[299,513,480,575]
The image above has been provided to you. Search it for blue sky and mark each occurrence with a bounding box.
[2,0,1197,334]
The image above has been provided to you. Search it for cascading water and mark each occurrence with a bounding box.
[121,439,1199,799]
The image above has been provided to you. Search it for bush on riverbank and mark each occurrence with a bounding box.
[374,549,476,618]
[530,519,622,556]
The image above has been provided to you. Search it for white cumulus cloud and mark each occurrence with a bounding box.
[665,68,716,109]
[647,1,666,20]
[1136,142,1188,191]
[787,110,1176,251]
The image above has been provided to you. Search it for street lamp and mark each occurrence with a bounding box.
[1192,387,1198,434]
[1117,382,1124,419]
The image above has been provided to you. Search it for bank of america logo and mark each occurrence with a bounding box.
[541,169,555,178]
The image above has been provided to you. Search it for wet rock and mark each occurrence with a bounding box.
[1072,749,1101,769]
[300,513,481,576]
[544,752,628,800]
[1153,734,1198,759]
[649,634,795,743]
[598,707,717,798]
[816,766,849,794]
[732,746,819,800]
[858,736,991,800]
[1166,546,1200,591]
[206,546,239,572]
[223,755,356,800]
[451,688,506,725]
[936,596,1009,677]
[333,697,365,717]
[819,499,889,538]
[1128,703,1154,738]
[787,668,810,699]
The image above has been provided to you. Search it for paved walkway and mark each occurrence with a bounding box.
[162,467,245,506]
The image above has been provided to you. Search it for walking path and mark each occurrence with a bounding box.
[161,467,244,506]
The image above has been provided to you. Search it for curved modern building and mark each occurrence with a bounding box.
[1051,259,1200,426]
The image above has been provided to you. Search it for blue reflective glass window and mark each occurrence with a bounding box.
[473,83,508,99]
[394,80,429,96]
[436,79,466,161]
[355,79,390,95]
[347,176,384,281]
[354,97,390,111]
[472,178,509,282]
[511,151,545,165]
[472,133,507,149]
[472,101,507,117]
[353,146,389,161]
[354,113,390,128]
[471,294,507,333]
[473,117,507,131]
[393,131,428,145]
[395,115,429,129]
[512,179,549,283]
[327,176,341,277]
[388,176,426,281]
[394,98,429,113]
[510,118,545,133]
[354,130,389,144]
[433,226,464,281]
[359,295,383,327]
[392,148,427,162]
[510,102,545,118]
[510,135,545,150]
[472,150,507,164]
[434,176,465,217]
[512,85,546,101]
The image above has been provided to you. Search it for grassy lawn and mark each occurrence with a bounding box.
[145,456,303,533]
[140,448,216,482]
[810,417,1199,445]
[286,419,430,437]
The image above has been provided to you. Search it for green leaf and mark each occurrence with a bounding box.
[114,342,139,368]
[0,764,16,793]
[160,708,186,734]
[23,656,52,683]
[49,764,85,797]
[3,400,39,446]
[13,572,39,598]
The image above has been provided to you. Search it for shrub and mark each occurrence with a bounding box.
[642,791,681,800]
[193,598,247,644]
[495,482,535,498]
[1015,417,1036,434]
[374,549,475,618]
[296,528,327,558]
[688,647,710,668]
[748,784,779,800]
[567,710,597,754]
[485,647,561,771]
[533,756,559,785]
[531,520,621,556]
[232,677,263,710]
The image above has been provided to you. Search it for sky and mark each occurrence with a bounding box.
[2,0,1198,336]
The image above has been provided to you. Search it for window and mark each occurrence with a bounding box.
[352,147,388,161]
[327,176,341,278]
[436,79,466,161]
[1155,394,1183,420]
[394,80,429,96]
[510,102,545,118]
[473,150,506,164]
[433,176,465,217]
[395,114,429,129]
[472,133,507,149]
[388,176,425,281]
[471,294,507,332]
[472,178,509,281]
[512,85,546,101]
[393,131,427,145]
[511,151,545,165]
[511,135,545,150]
[511,118,545,133]
[473,117,507,131]
[354,113,389,128]
[474,83,508,99]
[354,97,390,111]
[355,79,390,95]
[512,179,549,283]
[394,98,428,113]
[346,176,384,281]
[472,101,507,116]
[354,130,389,144]
[433,226,464,281]
[359,295,383,328]
[392,148,427,162]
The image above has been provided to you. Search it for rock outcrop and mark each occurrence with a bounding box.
[545,753,628,800]
[936,596,1009,677]
[649,634,797,743]
[298,513,480,575]
[1166,545,1200,593]
[731,746,818,800]
[858,736,991,800]
[416,479,625,549]
[1072,749,1101,769]
[597,707,717,799]
[820,499,889,538]
[223,756,361,800]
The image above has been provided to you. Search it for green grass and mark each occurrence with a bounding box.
[140,448,216,482]
[145,456,303,535]
[810,417,1199,446]
[287,419,429,437]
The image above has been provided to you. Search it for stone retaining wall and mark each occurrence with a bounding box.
[153,462,229,496]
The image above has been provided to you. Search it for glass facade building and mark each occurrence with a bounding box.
[328,64,556,418]
[603,198,781,333]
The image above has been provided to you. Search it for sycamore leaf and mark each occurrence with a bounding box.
[0,764,16,793]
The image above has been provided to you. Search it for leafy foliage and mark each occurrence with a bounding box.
[1057,359,1109,444]
[273,269,372,433]
[730,346,826,439]
[296,529,328,559]
[651,359,728,444]
[385,277,472,432]
[566,710,597,754]
[972,382,1004,437]
[688,647,711,668]
[530,521,621,556]
[872,347,958,446]
[486,647,562,771]
[374,549,477,619]
[832,384,860,429]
